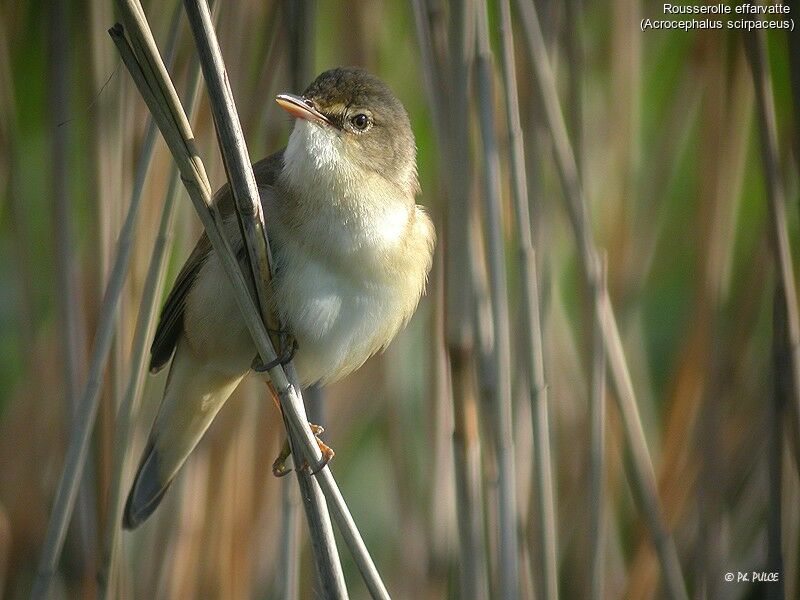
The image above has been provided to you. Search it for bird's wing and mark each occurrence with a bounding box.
[149,235,211,372]
[148,150,285,373]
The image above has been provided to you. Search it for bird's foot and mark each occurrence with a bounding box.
[303,428,335,475]
[271,424,335,477]
[251,330,298,372]
[272,436,293,477]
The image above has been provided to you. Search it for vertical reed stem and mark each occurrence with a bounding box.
[744,27,800,477]
[769,290,788,600]
[49,0,95,578]
[108,12,388,594]
[411,2,491,598]
[514,1,688,597]
[98,23,198,594]
[180,2,347,596]
[474,3,520,597]
[280,5,316,594]
[31,14,175,598]
[494,1,559,598]
[589,258,606,600]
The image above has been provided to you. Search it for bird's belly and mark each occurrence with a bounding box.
[185,220,428,386]
[185,248,410,385]
[273,253,409,386]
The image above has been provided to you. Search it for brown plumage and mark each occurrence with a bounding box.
[124,68,435,529]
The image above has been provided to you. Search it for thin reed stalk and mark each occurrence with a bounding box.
[100,170,183,597]
[50,0,87,420]
[786,0,800,194]
[181,2,348,596]
[280,5,317,594]
[412,0,489,600]
[494,1,558,598]
[30,15,176,600]
[277,472,302,600]
[108,3,389,597]
[589,258,607,600]
[98,31,200,598]
[242,1,281,143]
[474,3,520,598]
[447,2,493,599]
[514,1,689,598]
[743,28,800,475]
[410,2,491,599]
[0,19,37,369]
[563,0,583,174]
[745,24,798,600]
[694,44,727,599]
[181,0,274,324]
[768,290,788,600]
[426,243,457,576]
[49,0,96,579]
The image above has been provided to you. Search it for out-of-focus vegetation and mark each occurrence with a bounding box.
[1,0,799,598]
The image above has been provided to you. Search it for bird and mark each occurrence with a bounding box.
[123,67,436,529]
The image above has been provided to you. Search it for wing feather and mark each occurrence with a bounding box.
[148,151,285,373]
[149,238,210,372]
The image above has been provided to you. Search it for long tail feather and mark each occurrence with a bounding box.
[123,340,246,529]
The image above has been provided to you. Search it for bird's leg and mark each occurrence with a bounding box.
[266,383,335,477]
[251,328,298,372]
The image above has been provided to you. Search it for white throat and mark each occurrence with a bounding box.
[279,120,413,249]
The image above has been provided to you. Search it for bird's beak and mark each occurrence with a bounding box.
[275,93,334,128]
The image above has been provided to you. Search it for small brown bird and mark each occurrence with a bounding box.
[123,67,435,529]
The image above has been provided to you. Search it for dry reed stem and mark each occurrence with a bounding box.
[0,18,37,368]
[769,290,789,600]
[49,0,95,577]
[745,23,798,600]
[474,2,521,597]
[98,18,198,594]
[277,472,302,600]
[279,6,317,594]
[30,12,178,598]
[786,0,800,192]
[744,27,800,477]
[589,257,607,600]
[151,1,347,596]
[109,3,389,597]
[410,2,492,598]
[494,0,559,597]
[446,0,493,596]
[514,1,689,597]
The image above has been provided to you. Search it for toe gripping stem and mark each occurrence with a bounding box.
[252,329,298,372]
[272,424,335,477]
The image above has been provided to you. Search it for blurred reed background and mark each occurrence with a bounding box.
[1,0,799,598]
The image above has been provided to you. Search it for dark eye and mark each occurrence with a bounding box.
[350,114,370,130]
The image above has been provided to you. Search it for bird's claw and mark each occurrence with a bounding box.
[271,423,334,478]
[251,331,298,372]
[272,437,293,477]
[305,436,335,475]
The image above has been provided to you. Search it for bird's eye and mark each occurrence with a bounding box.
[350,114,370,130]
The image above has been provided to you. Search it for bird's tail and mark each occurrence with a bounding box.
[123,341,246,529]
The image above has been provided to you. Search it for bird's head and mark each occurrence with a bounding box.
[276,67,418,197]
